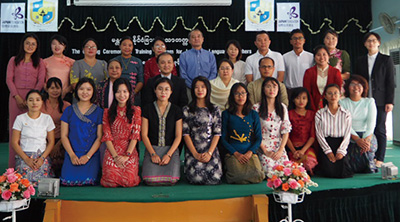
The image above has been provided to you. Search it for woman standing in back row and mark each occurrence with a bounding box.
[6,33,46,168]
[113,36,144,106]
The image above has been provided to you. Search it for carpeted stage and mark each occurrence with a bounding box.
[1,143,400,221]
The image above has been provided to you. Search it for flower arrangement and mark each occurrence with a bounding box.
[0,168,35,201]
[267,161,318,195]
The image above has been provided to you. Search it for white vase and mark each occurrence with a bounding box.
[0,199,29,212]
[273,191,304,204]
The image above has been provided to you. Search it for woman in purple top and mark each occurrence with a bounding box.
[6,33,46,168]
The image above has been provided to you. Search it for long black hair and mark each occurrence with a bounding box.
[44,77,65,113]
[259,77,284,120]
[288,87,312,111]
[108,78,134,124]
[188,76,215,113]
[227,83,252,116]
[15,33,41,68]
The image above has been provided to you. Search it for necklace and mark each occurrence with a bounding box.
[121,56,132,70]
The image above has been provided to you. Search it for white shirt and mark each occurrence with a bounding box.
[367,52,378,97]
[245,50,285,80]
[232,60,247,84]
[317,66,329,95]
[161,73,172,80]
[283,50,314,88]
[13,113,55,153]
[315,106,352,156]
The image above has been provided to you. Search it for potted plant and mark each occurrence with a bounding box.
[0,168,35,212]
[267,161,318,204]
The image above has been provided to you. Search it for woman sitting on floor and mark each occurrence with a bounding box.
[315,84,353,178]
[183,76,223,185]
[101,78,142,187]
[221,83,265,184]
[41,77,71,178]
[12,90,55,186]
[286,87,318,174]
[339,75,377,173]
[141,78,182,185]
[60,78,103,186]
[253,77,292,175]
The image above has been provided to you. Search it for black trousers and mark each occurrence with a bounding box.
[374,105,387,161]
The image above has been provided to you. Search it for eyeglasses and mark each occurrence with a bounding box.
[366,39,378,43]
[219,67,232,71]
[349,83,362,87]
[265,84,278,89]
[154,45,166,49]
[260,65,274,69]
[326,92,340,96]
[25,42,37,47]
[291,37,304,41]
[85,45,97,49]
[156,87,171,92]
[234,92,247,97]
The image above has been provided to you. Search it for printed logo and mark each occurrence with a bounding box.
[248,0,272,24]
[30,0,55,24]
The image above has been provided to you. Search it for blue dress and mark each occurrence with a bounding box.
[60,104,103,186]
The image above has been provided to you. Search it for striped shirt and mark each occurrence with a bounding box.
[315,105,352,155]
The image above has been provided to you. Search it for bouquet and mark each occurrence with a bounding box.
[267,161,318,195]
[0,168,35,201]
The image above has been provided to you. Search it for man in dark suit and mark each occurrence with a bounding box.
[355,32,395,167]
[142,52,188,108]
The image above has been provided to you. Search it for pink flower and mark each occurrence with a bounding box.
[267,180,274,188]
[289,180,299,189]
[28,185,35,196]
[1,190,12,201]
[7,174,17,183]
[283,168,292,176]
[273,178,282,188]
[23,190,31,199]
[299,166,305,173]
[283,161,292,166]
[6,168,14,175]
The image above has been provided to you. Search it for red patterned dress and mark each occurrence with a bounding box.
[100,106,141,187]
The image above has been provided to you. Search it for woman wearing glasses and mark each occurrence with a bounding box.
[303,45,342,112]
[70,38,107,90]
[355,32,395,168]
[221,83,265,184]
[210,59,239,111]
[144,36,177,85]
[315,84,353,178]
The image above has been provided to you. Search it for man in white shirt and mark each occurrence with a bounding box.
[245,31,285,83]
[283,29,314,92]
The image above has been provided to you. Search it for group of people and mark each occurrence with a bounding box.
[6,28,394,187]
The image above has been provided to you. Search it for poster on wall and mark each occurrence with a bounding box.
[277,3,300,32]
[245,0,275,32]
[27,0,58,32]
[0,3,26,33]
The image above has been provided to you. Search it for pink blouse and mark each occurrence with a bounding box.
[44,55,75,92]
[6,56,46,97]
[41,100,71,139]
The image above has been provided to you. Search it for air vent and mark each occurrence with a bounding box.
[390,49,400,65]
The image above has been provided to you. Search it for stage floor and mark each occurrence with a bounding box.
[1,143,399,203]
